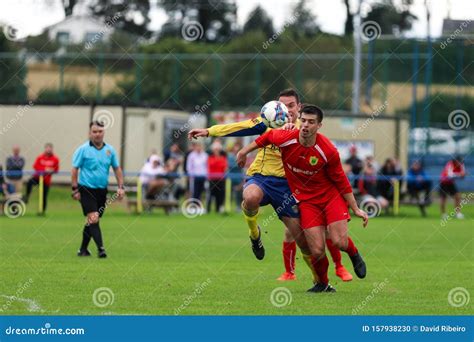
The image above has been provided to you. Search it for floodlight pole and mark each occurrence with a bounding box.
[351,0,363,115]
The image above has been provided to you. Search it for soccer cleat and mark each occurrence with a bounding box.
[307,283,336,293]
[250,227,265,260]
[335,265,353,282]
[277,272,296,281]
[349,252,367,279]
[77,249,91,257]
[98,248,107,258]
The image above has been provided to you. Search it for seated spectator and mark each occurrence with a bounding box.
[164,143,184,170]
[6,145,25,193]
[358,164,389,209]
[139,155,167,200]
[0,164,15,197]
[377,158,402,202]
[407,160,432,205]
[345,145,363,187]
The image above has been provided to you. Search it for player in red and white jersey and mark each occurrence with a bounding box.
[237,105,368,292]
[439,156,466,219]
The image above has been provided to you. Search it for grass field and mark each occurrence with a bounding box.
[0,187,472,315]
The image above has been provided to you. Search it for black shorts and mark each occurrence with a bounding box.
[79,186,108,217]
[439,182,458,198]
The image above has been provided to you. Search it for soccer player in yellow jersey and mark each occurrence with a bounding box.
[188,89,354,282]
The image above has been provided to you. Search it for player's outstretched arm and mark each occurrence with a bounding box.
[236,142,260,168]
[343,192,369,227]
[188,118,267,141]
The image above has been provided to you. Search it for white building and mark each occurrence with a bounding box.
[46,15,114,45]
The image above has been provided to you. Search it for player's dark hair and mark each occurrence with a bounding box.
[300,104,323,122]
[278,88,300,104]
[44,143,53,148]
[89,120,105,129]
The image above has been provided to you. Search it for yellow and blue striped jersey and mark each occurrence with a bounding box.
[207,117,286,177]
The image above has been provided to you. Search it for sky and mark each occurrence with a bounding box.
[0,0,473,39]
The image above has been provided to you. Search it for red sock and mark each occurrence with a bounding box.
[326,238,342,268]
[345,236,358,257]
[312,254,329,285]
[282,241,296,274]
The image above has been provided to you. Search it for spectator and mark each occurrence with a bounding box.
[0,163,15,197]
[139,155,167,200]
[377,158,402,202]
[406,160,432,205]
[345,145,363,187]
[358,164,389,209]
[164,143,184,170]
[207,141,228,213]
[6,145,25,193]
[365,155,379,172]
[440,156,466,219]
[186,142,208,212]
[24,143,60,212]
[227,141,244,212]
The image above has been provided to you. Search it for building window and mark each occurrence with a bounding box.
[85,32,102,44]
[56,31,70,45]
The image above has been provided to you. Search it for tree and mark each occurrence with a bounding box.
[285,0,318,38]
[243,5,274,38]
[89,0,152,38]
[159,0,237,42]
[363,0,417,35]
[0,35,25,102]
[343,0,353,35]
[62,0,77,17]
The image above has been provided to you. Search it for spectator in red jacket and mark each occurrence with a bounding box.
[440,156,466,219]
[24,143,60,212]
[207,141,228,213]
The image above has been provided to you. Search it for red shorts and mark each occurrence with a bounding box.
[299,194,351,229]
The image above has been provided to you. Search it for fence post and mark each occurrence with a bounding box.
[38,175,44,215]
[136,177,143,214]
[225,177,232,214]
[393,179,400,216]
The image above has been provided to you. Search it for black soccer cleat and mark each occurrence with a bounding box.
[307,283,336,293]
[98,248,107,258]
[77,249,91,257]
[349,252,367,279]
[250,227,265,260]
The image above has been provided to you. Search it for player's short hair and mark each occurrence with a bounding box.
[89,120,105,129]
[44,143,53,148]
[278,88,300,104]
[300,104,323,122]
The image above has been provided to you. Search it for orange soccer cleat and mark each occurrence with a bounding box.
[335,265,353,282]
[277,272,297,281]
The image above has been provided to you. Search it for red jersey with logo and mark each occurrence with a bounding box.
[255,129,352,204]
[440,161,465,184]
[33,153,60,186]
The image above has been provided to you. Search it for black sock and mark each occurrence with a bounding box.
[80,225,92,251]
[89,223,104,250]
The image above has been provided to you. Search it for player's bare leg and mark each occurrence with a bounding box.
[327,219,366,278]
[242,184,265,259]
[302,226,335,293]
[454,193,464,218]
[277,226,297,281]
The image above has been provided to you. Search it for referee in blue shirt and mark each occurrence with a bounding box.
[72,121,124,258]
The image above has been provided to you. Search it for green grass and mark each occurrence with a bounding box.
[0,187,472,315]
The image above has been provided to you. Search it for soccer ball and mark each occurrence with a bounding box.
[260,101,289,128]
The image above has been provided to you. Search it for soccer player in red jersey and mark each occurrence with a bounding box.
[237,105,368,292]
[439,156,466,219]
